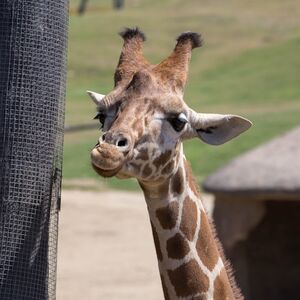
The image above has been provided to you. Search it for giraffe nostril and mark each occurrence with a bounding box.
[102,134,106,141]
[117,138,128,147]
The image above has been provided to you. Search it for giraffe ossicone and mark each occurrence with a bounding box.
[86,90,105,105]
[88,27,250,300]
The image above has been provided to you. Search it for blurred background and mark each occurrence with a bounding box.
[64,0,300,191]
[58,1,300,299]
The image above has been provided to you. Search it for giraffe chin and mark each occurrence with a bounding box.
[91,163,123,178]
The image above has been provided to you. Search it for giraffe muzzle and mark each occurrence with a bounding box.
[101,132,132,152]
[90,140,129,178]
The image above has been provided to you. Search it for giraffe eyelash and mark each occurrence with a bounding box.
[167,113,188,132]
[94,112,106,128]
[168,117,187,132]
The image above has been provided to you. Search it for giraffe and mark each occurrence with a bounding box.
[87,28,251,300]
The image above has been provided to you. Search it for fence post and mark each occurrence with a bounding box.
[0,1,68,299]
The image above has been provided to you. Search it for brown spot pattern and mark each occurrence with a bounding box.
[180,197,197,241]
[129,162,140,171]
[135,149,149,160]
[153,150,172,169]
[168,259,209,297]
[160,274,170,300]
[142,164,152,177]
[184,159,200,196]
[196,210,219,271]
[151,222,163,261]
[156,202,179,230]
[171,167,184,195]
[162,160,174,175]
[213,269,235,300]
[166,233,190,259]
[193,296,207,300]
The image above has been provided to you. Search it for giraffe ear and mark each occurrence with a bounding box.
[188,112,252,145]
[87,90,105,106]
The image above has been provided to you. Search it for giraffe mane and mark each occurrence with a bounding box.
[208,216,244,300]
[185,159,243,299]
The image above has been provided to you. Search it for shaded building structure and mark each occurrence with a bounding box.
[203,126,300,300]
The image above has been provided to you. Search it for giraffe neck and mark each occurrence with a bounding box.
[139,148,238,300]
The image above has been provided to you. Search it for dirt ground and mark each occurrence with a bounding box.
[57,189,213,300]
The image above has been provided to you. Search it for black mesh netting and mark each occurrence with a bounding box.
[0,1,68,299]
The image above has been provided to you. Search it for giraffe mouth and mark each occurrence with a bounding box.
[91,163,123,178]
[91,144,125,178]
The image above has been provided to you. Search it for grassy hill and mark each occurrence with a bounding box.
[63,0,300,190]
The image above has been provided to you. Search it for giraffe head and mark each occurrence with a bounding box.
[89,28,251,183]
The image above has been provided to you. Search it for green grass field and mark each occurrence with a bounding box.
[63,0,300,190]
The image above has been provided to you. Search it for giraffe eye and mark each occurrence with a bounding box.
[168,116,187,132]
[94,112,106,128]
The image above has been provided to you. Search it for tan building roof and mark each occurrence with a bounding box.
[203,126,300,199]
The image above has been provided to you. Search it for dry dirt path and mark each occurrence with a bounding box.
[57,189,213,300]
